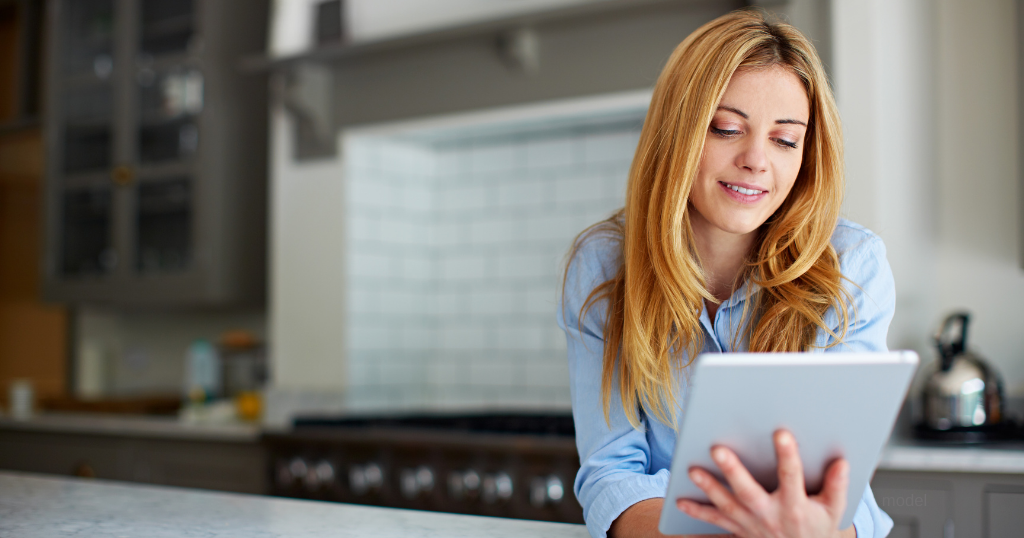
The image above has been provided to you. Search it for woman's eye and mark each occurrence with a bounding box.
[710,127,740,137]
[773,137,799,149]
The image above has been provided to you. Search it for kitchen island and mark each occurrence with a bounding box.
[0,471,590,538]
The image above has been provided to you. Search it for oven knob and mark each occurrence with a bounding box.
[400,468,417,498]
[400,466,435,498]
[448,469,480,500]
[530,475,565,507]
[482,472,513,504]
[305,460,335,490]
[349,462,384,496]
[288,457,308,485]
[416,466,434,492]
[275,458,295,486]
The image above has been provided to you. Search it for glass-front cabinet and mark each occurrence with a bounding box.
[44,0,269,306]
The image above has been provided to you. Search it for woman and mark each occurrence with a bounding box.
[558,9,895,538]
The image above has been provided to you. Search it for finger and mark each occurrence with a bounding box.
[815,457,850,518]
[710,446,772,515]
[774,429,806,504]
[677,498,744,536]
[689,466,760,530]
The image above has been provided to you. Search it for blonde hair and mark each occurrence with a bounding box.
[565,9,851,428]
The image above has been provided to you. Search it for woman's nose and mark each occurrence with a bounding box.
[736,138,769,173]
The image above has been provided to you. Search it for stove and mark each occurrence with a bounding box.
[263,412,583,523]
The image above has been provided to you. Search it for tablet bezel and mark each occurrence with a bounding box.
[658,351,918,535]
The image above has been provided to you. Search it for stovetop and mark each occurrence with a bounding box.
[292,412,576,438]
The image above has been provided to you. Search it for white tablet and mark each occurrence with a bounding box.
[659,351,918,535]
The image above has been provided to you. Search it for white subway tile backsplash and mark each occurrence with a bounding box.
[526,137,576,169]
[583,130,641,164]
[348,252,395,279]
[469,288,515,315]
[470,143,518,175]
[555,175,613,206]
[344,122,638,410]
[470,217,514,246]
[469,360,516,387]
[497,252,556,280]
[525,214,579,244]
[442,324,488,350]
[441,254,489,281]
[497,180,548,209]
[441,185,489,212]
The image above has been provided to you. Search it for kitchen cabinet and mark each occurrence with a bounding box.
[43,0,269,306]
[871,470,1024,537]
[0,422,266,494]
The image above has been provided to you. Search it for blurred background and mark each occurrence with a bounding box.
[0,0,1023,533]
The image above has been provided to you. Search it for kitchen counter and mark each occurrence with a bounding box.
[878,438,1024,474]
[0,471,589,538]
[0,412,263,442]
[6,412,1024,474]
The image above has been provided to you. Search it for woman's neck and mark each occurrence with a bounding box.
[689,212,756,316]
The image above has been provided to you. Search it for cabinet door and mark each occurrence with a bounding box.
[53,0,119,278]
[59,187,116,276]
[986,489,1024,538]
[871,475,953,538]
[58,0,115,176]
[0,430,131,481]
[134,177,192,273]
[130,438,267,494]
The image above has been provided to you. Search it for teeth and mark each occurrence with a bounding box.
[724,183,764,195]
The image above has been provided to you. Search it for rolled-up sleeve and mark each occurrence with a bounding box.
[820,231,897,538]
[558,237,667,538]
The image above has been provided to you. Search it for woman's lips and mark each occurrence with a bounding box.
[718,181,768,203]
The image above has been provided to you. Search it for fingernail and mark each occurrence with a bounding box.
[689,469,703,485]
[778,432,792,446]
[712,447,727,463]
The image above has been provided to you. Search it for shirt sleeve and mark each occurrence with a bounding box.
[557,237,668,538]
[820,233,897,538]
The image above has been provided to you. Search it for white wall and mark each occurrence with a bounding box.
[834,0,1024,395]
[933,0,1024,395]
[267,108,348,393]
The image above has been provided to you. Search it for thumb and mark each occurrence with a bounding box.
[816,458,849,518]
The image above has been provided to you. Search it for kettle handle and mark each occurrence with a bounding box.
[935,311,970,369]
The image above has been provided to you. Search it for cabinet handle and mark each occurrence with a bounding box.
[112,166,135,186]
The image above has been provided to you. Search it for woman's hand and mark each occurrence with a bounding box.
[676,429,854,538]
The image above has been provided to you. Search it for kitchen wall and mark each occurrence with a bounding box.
[834,0,1024,396]
[73,308,266,396]
[342,118,640,410]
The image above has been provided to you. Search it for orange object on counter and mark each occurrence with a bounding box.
[234,390,262,422]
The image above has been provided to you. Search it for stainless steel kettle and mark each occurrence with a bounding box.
[922,312,1005,430]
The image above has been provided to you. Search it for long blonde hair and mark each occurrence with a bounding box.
[565,9,851,428]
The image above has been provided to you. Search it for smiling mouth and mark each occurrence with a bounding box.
[720,182,767,195]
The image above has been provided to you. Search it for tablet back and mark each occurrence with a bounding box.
[659,351,918,535]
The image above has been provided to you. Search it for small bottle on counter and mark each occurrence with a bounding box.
[183,339,221,403]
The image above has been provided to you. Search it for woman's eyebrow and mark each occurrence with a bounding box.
[718,105,747,118]
[717,105,807,126]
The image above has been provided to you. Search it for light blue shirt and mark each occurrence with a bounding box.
[557,218,896,538]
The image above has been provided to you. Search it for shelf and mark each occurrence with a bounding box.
[238,0,698,73]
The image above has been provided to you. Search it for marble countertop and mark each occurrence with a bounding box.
[877,438,1024,474]
[0,413,262,442]
[0,471,589,538]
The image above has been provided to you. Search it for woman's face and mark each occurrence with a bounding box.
[688,66,810,238]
